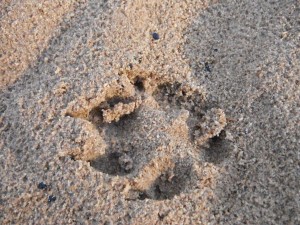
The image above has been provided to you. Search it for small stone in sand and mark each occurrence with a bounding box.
[152,32,160,40]
[48,195,56,203]
[38,182,47,190]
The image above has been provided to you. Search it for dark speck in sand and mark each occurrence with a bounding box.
[48,195,56,203]
[152,32,160,40]
[38,182,47,190]
[204,62,211,72]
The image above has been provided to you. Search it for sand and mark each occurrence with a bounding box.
[0,0,299,224]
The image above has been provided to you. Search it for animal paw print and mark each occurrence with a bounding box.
[65,70,229,200]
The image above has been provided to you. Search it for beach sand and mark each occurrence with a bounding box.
[0,0,299,224]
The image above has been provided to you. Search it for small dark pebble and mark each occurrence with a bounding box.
[38,182,47,190]
[213,48,218,52]
[152,32,160,40]
[48,195,56,202]
[204,62,211,72]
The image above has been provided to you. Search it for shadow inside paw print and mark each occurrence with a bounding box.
[90,112,141,176]
[203,130,232,164]
[135,158,194,200]
[65,70,231,200]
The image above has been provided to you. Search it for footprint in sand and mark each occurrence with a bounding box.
[64,70,228,200]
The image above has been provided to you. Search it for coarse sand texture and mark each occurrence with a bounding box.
[0,0,299,224]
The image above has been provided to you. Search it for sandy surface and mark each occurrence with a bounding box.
[0,0,299,224]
